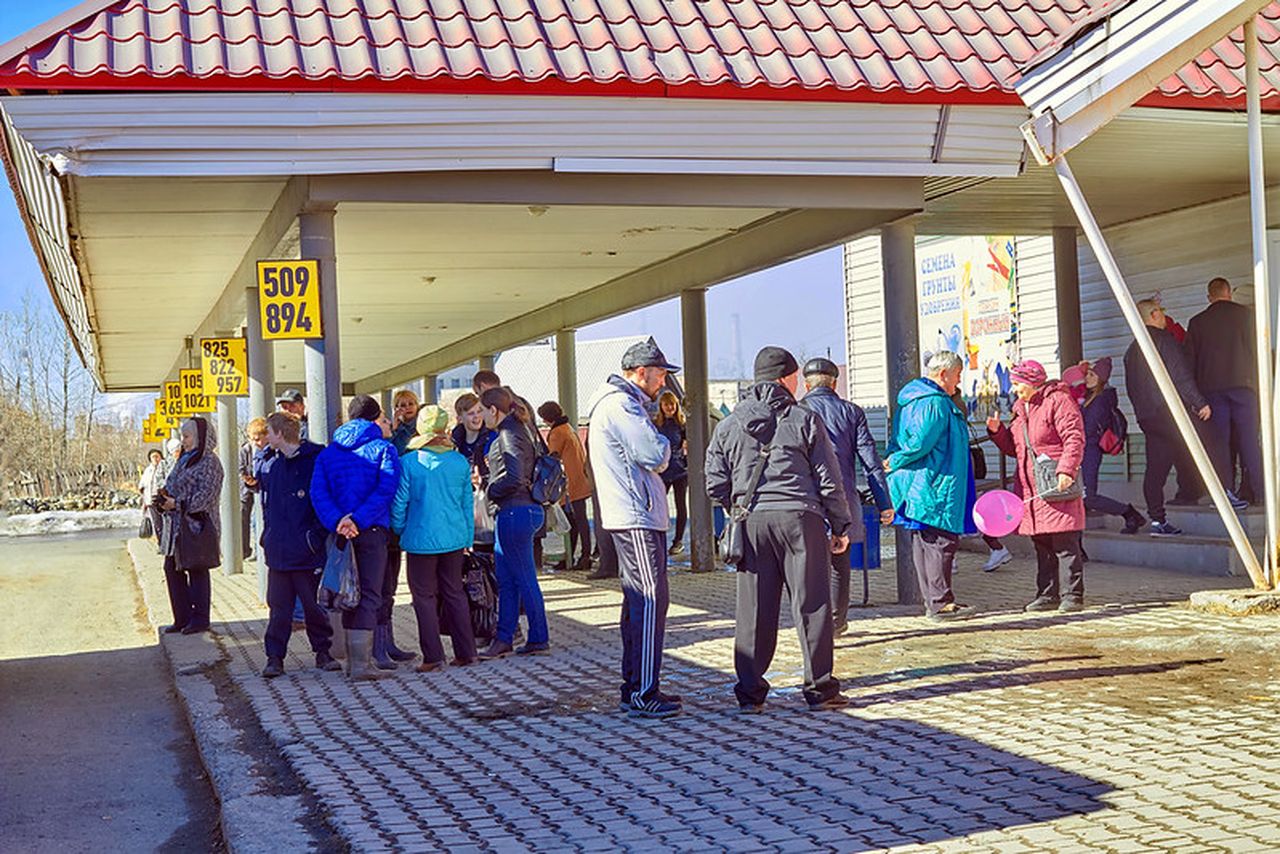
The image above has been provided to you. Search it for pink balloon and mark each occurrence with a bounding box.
[973,489,1024,538]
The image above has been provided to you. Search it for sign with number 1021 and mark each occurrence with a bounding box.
[257,260,321,340]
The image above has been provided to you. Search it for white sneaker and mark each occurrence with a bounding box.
[982,547,1013,572]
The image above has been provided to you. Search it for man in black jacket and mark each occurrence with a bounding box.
[706,347,852,713]
[799,358,893,636]
[1185,277,1260,509]
[1124,299,1212,536]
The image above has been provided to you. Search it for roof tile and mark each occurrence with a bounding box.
[0,0,1277,105]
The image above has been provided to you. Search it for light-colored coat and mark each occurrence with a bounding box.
[585,375,670,531]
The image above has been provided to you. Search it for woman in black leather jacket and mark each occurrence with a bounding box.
[478,387,550,659]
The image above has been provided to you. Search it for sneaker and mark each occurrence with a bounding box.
[668,541,685,556]
[1150,521,1183,537]
[315,651,342,672]
[1058,596,1084,613]
[586,568,618,580]
[628,696,682,719]
[478,640,513,660]
[1024,595,1061,612]
[807,693,850,712]
[262,656,284,678]
[1227,491,1250,511]
[982,547,1013,572]
[516,642,551,656]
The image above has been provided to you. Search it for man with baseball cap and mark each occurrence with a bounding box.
[275,388,309,440]
[799,357,893,636]
[585,338,680,719]
[706,346,852,712]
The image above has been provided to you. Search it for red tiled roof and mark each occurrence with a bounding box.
[0,0,1277,106]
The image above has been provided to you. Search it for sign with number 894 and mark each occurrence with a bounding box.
[257,260,322,340]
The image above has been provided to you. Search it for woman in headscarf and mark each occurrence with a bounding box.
[138,448,169,545]
[1079,357,1146,534]
[157,417,224,634]
[987,360,1088,613]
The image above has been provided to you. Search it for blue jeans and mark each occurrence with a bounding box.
[495,505,548,645]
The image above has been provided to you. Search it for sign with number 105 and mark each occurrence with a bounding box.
[257,260,321,340]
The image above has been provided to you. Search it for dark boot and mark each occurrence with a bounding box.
[262,656,284,678]
[315,650,342,672]
[384,621,417,663]
[1120,505,1146,535]
[372,625,398,671]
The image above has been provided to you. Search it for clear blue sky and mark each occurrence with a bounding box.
[0,1,848,380]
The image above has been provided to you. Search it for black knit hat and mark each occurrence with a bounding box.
[754,346,799,382]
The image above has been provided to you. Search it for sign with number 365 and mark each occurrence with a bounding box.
[257,260,322,340]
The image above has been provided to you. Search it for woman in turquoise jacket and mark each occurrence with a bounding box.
[885,351,974,621]
[391,405,477,670]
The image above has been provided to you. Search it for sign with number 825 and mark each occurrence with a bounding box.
[257,260,322,340]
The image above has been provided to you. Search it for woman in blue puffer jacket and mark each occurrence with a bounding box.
[391,404,477,671]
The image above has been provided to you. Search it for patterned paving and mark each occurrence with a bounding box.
[132,539,1280,852]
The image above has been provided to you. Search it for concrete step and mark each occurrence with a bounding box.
[959,528,1254,578]
[1087,504,1267,539]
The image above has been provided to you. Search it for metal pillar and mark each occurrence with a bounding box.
[245,290,275,421]
[300,207,341,443]
[1053,226,1084,370]
[216,394,243,576]
[478,354,496,374]
[881,221,923,605]
[380,388,393,417]
[422,375,439,405]
[681,289,715,572]
[555,330,578,425]
[1247,19,1280,589]
[1055,157,1267,589]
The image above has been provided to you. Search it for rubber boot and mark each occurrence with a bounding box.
[372,624,398,671]
[385,620,417,663]
[346,629,390,681]
[329,612,346,660]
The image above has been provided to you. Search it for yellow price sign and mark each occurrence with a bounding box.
[143,415,167,443]
[257,259,321,340]
[179,369,214,415]
[200,337,249,397]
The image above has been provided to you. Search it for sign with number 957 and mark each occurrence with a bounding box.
[257,260,321,340]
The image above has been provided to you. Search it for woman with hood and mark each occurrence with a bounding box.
[391,405,478,671]
[157,417,224,634]
[1078,357,1146,534]
[987,360,1088,613]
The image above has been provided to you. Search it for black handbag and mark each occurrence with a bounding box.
[718,418,777,568]
[1022,420,1082,503]
[176,510,221,571]
[138,512,154,539]
[969,426,988,481]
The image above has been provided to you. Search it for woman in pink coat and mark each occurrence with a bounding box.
[986,360,1088,613]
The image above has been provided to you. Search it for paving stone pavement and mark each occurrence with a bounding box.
[131,540,1280,852]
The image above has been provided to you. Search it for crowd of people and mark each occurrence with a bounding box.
[138,277,1261,717]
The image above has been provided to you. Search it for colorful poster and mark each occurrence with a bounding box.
[916,236,1018,417]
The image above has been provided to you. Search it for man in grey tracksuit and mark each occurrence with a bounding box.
[706,346,853,712]
[585,340,680,719]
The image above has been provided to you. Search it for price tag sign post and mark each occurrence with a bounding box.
[200,337,249,397]
[179,369,214,416]
[257,260,322,340]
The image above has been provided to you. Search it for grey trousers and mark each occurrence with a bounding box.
[910,527,958,615]
[734,510,839,707]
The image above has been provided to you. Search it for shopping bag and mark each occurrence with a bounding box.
[318,535,360,612]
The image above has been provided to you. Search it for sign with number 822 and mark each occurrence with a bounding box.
[257,260,322,340]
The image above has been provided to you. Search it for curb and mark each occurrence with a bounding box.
[126,539,334,854]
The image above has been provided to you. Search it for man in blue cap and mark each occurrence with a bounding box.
[585,339,680,719]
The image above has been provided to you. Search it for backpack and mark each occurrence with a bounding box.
[1099,406,1128,456]
[522,420,567,505]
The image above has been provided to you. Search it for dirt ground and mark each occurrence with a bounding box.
[0,530,222,853]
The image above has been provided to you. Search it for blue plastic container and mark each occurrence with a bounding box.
[849,505,881,570]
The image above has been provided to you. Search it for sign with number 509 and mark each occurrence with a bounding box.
[257,260,322,340]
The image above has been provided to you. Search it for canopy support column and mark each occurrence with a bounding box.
[881,221,923,606]
[1054,156,1268,589]
[217,393,243,576]
[555,330,578,426]
[380,389,393,416]
[682,288,714,572]
[1054,226,1083,369]
[422,376,438,405]
[1246,18,1279,589]
[300,207,341,442]
[479,354,496,374]
[244,289,273,597]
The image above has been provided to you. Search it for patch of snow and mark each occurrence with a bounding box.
[1,509,142,537]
